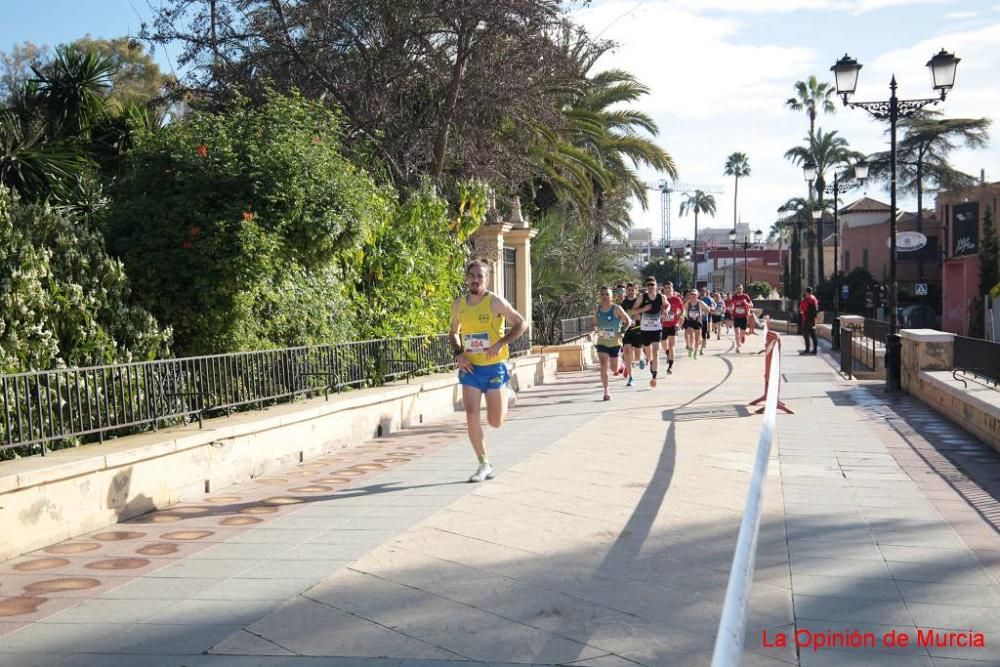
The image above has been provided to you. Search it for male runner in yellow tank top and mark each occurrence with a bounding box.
[450,259,527,482]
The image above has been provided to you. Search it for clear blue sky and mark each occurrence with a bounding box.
[0,0,179,72]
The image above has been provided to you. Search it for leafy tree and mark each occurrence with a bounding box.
[0,42,49,102]
[70,37,175,106]
[143,0,572,188]
[778,197,813,298]
[679,190,717,285]
[981,205,999,303]
[745,281,772,300]
[530,206,629,344]
[0,187,170,372]
[723,151,750,234]
[104,93,388,354]
[785,75,836,140]
[865,112,990,280]
[784,128,863,281]
[346,181,487,339]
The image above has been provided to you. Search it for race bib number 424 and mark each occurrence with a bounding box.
[463,332,490,353]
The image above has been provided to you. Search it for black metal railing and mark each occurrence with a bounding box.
[1,332,533,456]
[953,336,1000,388]
[845,318,889,371]
[559,315,594,342]
[839,326,855,379]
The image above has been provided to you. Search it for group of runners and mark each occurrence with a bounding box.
[447,258,765,483]
[591,279,757,400]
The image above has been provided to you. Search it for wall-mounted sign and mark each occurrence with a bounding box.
[952,202,979,256]
[915,283,928,296]
[886,231,927,252]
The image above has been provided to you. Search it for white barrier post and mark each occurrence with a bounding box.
[711,324,786,666]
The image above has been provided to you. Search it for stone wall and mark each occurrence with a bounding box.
[900,329,999,451]
[0,354,558,562]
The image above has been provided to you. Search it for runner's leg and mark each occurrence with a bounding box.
[462,385,486,460]
[484,387,506,429]
[599,351,610,397]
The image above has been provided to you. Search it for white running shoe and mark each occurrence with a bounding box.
[468,463,495,483]
[506,387,518,410]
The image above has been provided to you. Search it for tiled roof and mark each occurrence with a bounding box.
[843,197,890,213]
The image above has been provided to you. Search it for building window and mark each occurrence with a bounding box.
[862,248,869,271]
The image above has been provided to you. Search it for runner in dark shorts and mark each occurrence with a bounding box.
[682,290,711,358]
[631,277,664,387]
[660,282,684,375]
[620,283,642,387]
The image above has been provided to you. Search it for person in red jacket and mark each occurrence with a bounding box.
[799,286,820,354]
[730,284,754,353]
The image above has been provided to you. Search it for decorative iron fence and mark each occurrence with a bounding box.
[858,318,889,371]
[952,336,1000,388]
[2,332,532,457]
[559,315,594,342]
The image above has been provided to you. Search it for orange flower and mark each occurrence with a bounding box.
[196,144,208,157]
[190,226,202,238]
[242,210,254,222]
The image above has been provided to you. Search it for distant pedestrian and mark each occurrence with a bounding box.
[799,287,819,355]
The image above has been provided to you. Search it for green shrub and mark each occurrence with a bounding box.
[347,181,486,339]
[104,93,387,354]
[0,187,170,372]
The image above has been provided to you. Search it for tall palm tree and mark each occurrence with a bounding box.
[530,34,677,244]
[723,151,751,234]
[784,128,863,282]
[785,75,836,140]
[679,190,717,286]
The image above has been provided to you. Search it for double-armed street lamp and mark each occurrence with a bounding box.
[831,49,960,390]
[728,229,764,289]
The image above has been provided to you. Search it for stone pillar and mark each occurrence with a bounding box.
[899,329,954,393]
[469,221,511,296]
[504,197,537,340]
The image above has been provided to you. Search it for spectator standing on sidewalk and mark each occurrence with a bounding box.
[799,287,819,355]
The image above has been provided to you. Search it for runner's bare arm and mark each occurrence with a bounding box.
[614,305,632,328]
[489,295,528,348]
[449,299,473,372]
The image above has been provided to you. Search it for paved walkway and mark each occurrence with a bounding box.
[0,330,998,667]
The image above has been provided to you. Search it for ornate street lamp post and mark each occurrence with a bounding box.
[831,49,960,391]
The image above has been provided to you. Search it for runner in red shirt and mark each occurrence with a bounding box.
[660,282,685,375]
[730,284,754,353]
[724,293,734,336]
[799,286,820,354]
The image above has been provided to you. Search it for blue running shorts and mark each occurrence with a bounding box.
[458,362,510,392]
